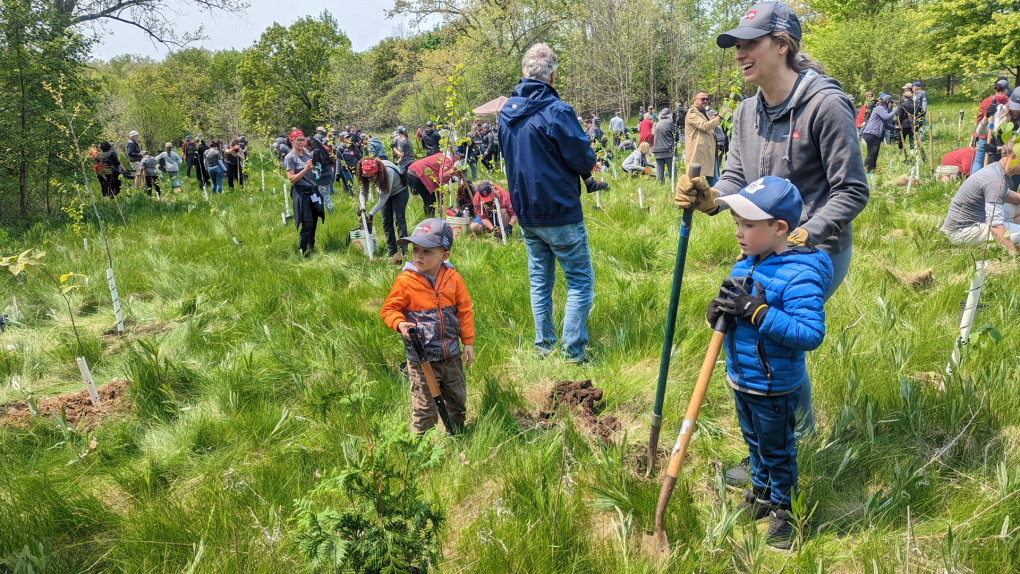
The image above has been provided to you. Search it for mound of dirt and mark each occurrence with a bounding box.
[539,380,619,442]
[0,379,130,430]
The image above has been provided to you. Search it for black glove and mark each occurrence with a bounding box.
[706,297,735,328]
[721,279,770,327]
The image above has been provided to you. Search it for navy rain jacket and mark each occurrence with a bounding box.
[498,78,596,227]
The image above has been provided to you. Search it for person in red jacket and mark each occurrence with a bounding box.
[381,219,474,434]
[940,147,976,178]
[638,113,654,146]
[469,181,518,237]
[972,79,1011,174]
[406,153,464,217]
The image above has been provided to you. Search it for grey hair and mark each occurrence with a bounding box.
[522,43,557,83]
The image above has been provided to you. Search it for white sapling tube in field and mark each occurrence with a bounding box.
[638,187,644,209]
[493,195,507,246]
[203,185,209,201]
[360,209,374,261]
[76,357,100,406]
[949,260,987,371]
[83,238,88,252]
[107,268,124,332]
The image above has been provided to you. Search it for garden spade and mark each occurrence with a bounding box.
[646,163,700,477]
[645,313,728,560]
[406,326,459,435]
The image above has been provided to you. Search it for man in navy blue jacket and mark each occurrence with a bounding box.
[499,43,603,363]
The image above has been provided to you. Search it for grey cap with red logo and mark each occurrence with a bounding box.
[717,2,802,49]
[397,218,454,250]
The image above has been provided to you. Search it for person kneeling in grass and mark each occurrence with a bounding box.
[469,181,517,238]
[706,176,831,549]
[381,219,474,434]
[941,140,1020,255]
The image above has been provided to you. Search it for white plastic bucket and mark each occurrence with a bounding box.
[936,165,960,183]
[349,229,377,256]
[448,216,470,238]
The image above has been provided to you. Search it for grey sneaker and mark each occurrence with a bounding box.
[767,506,796,550]
[725,457,751,486]
[737,488,773,522]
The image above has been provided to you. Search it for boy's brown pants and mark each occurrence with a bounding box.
[408,354,467,433]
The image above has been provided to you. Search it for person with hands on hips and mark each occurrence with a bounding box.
[675,0,867,448]
[381,219,474,434]
[706,175,832,550]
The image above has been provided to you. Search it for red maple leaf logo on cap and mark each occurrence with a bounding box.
[745,10,757,19]
[791,131,800,140]
[421,225,431,233]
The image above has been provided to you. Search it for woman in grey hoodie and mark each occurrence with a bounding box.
[674,1,868,439]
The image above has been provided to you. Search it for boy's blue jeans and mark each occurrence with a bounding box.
[733,387,801,506]
[520,221,594,362]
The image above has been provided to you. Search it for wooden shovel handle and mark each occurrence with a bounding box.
[654,328,726,537]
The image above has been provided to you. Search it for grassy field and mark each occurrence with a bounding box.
[3,98,1020,573]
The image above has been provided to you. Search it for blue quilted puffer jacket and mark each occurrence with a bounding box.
[723,247,833,395]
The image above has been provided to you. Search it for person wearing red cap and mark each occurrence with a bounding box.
[468,181,517,238]
[357,157,410,264]
[284,130,325,256]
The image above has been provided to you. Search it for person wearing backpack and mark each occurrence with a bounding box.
[306,134,337,213]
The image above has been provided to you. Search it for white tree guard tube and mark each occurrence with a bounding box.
[949,260,988,370]
[638,187,644,209]
[83,238,88,252]
[203,185,209,201]
[76,357,101,406]
[107,268,124,333]
[493,195,508,246]
[360,209,374,261]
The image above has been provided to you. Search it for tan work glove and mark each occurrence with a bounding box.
[674,173,719,213]
[788,227,810,247]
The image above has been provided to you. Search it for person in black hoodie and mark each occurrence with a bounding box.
[126,130,143,188]
[895,89,917,151]
[195,139,210,190]
[676,2,869,511]
[421,121,441,156]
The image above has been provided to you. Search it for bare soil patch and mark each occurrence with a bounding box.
[539,380,619,442]
[0,379,129,430]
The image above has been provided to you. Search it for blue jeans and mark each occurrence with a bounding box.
[793,244,852,438]
[972,140,987,175]
[338,167,354,195]
[521,221,595,361]
[168,171,181,188]
[706,161,720,187]
[207,165,224,193]
[734,387,801,506]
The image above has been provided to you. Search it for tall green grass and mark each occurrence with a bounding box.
[1,103,1020,571]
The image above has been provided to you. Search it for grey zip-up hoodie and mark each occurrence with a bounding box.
[715,71,869,255]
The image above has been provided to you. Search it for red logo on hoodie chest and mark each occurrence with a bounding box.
[791,131,800,140]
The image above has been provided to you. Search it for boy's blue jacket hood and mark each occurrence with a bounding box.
[498,78,596,227]
[723,248,832,395]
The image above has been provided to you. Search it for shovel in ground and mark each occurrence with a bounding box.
[644,313,728,561]
[406,326,459,435]
[646,163,701,476]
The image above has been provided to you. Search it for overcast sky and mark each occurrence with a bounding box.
[91,0,418,60]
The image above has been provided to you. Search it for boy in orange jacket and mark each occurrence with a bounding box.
[381,218,475,433]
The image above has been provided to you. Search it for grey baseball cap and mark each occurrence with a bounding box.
[398,218,454,250]
[1009,89,1020,112]
[717,2,802,49]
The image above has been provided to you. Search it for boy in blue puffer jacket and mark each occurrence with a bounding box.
[706,176,832,550]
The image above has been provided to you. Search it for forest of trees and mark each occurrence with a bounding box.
[2,0,1019,227]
